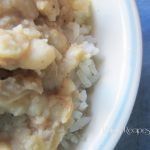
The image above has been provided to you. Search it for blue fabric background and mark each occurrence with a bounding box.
[115,0,150,150]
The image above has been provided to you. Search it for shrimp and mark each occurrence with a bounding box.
[0,25,56,70]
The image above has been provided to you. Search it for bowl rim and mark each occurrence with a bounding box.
[97,1,142,149]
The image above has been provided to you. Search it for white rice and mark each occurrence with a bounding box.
[56,19,100,149]
[69,117,91,133]
[60,56,99,150]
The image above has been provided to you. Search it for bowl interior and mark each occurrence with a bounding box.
[76,0,142,150]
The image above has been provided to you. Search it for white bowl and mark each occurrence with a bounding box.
[77,0,142,150]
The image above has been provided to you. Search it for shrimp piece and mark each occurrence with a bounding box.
[0,25,56,70]
[21,39,56,70]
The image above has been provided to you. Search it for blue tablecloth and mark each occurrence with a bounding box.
[115,0,150,150]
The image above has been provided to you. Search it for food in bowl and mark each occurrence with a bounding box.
[0,0,99,149]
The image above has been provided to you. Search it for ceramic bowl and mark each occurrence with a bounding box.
[77,0,142,150]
